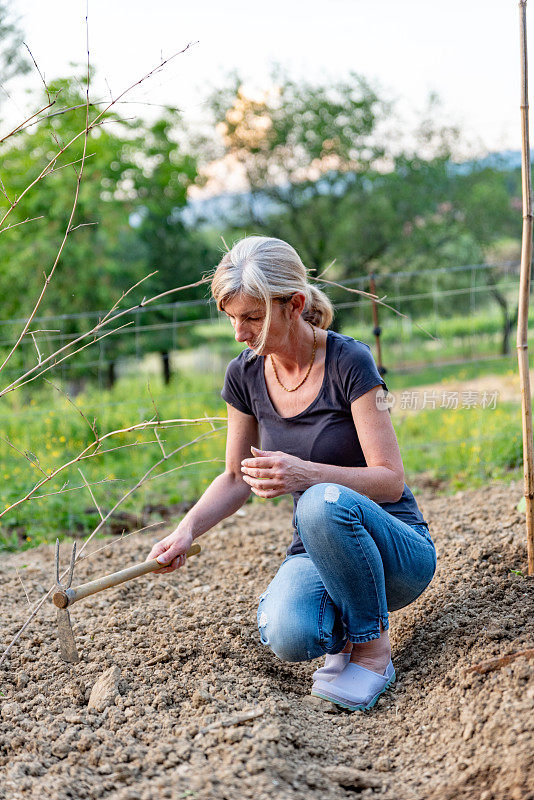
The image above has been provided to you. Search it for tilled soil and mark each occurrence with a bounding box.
[0,480,533,800]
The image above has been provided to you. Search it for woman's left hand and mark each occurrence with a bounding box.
[241,446,312,498]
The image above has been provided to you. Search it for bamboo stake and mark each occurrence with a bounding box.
[518,1,534,575]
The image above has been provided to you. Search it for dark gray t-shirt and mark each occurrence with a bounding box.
[221,329,427,555]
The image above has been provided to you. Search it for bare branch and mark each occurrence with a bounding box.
[0,417,226,518]
[0,42,197,233]
[75,520,163,563]
[78,467,104,521]
[153,428,166,458]
[23,42,51,103]
[142,456,225,485]
[30,333,42,365]
[0,435,48,476]
[0,216,45,235]
[147,380,160,424]
[101,272,158,323]
[15,568,32,607]
[31,477,121,500]
[313,277,438,341]
[0,423,222,669]
[76,440,157,460]
[0,99,57,144]
[79,425,225,560]
[315,259,336,279]
[0,275,211,398]
[3,320,135,396]
[43,378,99,441]
[68,222,97,232]
[0,16,93,374]
[0,40,198,374]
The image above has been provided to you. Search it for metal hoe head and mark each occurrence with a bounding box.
[55,538,80,664]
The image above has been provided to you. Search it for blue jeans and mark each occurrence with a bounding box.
[257,483,437,662]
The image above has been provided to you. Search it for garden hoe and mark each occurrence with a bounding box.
[52,538,201,663]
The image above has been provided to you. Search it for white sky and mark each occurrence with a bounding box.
[3,0,526,154]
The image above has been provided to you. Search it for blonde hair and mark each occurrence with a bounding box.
[211,236,334,355]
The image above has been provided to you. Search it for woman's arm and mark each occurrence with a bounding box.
[240,386,405,504]
[146,404,258,573]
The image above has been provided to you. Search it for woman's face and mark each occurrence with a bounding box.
[222,292,304,354]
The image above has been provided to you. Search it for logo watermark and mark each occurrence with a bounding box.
[375,388,499,411]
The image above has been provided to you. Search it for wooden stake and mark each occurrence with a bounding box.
[369,273,386,375]
[518,1,534,576]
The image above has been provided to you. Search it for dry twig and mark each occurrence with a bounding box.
[313,276,438,340]
[0,416,226,519]
[197,708,264,735]
[0,276,211,397]
[0,11,93,373]
[78,468,104,521]
[464,648,534,675]
[44,378,99,441]
[15,569,32,607]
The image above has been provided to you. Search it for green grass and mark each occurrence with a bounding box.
[395,400,524,491]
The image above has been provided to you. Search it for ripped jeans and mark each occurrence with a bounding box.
[256,483,437,662]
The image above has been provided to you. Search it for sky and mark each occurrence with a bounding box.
[2,0,526,156]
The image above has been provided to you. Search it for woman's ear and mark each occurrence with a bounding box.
[288,292,306,318]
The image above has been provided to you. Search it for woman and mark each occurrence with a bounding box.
[147,235,437,712]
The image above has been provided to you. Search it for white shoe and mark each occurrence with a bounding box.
[311,660,396,711]
[311,652,351,683]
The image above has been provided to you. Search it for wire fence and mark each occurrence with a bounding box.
[0,259,526,386]
[0,259,528,542]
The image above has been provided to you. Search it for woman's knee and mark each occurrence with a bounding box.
[296,483,369,542]
[257,592,322,662]
[297,483,341,526]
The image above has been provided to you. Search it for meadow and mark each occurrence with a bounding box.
[0,345,527,552]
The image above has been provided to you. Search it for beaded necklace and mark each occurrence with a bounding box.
[269,322,317,393]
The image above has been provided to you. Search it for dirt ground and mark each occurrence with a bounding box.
[0,479,533,800]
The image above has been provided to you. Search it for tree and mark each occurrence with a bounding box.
[373,158,523,352]
[0,74,143,382]
[132,115,219,383]
[192,72,525,354]
[0,77,210,386]
[199,73,500,326]
[200,69,387,272]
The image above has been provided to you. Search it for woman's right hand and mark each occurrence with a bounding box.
[146,527,194,574]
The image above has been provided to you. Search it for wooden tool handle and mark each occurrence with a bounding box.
[53,543,201,608]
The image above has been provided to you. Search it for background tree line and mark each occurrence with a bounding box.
[0,5,525,384]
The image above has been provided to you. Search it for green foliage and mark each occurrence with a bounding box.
[204,69,386,268]
[1,76,144,375]
[203,71,522,337]
[0,76,216,380]
[132,114,219,357]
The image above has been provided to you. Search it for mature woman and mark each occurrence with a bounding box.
[147,236,436,712]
